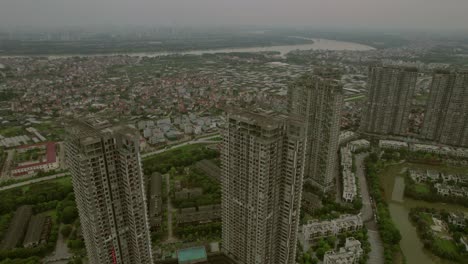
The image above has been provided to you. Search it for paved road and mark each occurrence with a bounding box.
[44,225,73,264]
[0,136,220,191]
[367,230,385,264]
[141,136,220,159]
[0,173,69,192]
[356,153,373,222]
[1,149,15,179]
[355,152,384,264]
[58,142,67,170]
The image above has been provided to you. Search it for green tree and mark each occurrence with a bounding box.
[61,206,78,224]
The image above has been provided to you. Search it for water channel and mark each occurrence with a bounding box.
[379,164,466,264]
[0,38,374,59]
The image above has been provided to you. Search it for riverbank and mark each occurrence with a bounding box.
[0,38,374,58]
[380,162,468,264]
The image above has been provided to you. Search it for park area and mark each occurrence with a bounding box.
[142,143,223,257]
[0,177,85,264]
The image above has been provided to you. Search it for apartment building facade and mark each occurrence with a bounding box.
[65,120,153,264]
[221,109,307,264]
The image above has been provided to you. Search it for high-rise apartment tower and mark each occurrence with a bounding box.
[421,70,468,147]
[65,120,154,264]
[221,109,307,264]
[361,66,418,135]
[288,68,343,191]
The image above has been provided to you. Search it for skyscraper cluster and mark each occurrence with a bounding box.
[360,66,418,136]
[221,68,344,263]
[421,70,468,147]
[362,66,468,148]
[66,68,345,264]
[65,120,153,264]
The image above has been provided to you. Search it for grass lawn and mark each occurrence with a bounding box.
[420,213,434,225]
[19,175,71,192]
[44,209,59,222]
[433,237,459,256]
[414,183,431,195]
[52,176,72,187]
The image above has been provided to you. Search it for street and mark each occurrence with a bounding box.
[141,135,220,158]
[0,173,69,192]
[44,225,73,264]
[1,149,15,180]
[355,152,384,264]
[0,136,220,192]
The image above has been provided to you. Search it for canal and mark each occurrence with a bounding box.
[379,163,467,264]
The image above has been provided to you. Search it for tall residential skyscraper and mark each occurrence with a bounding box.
[288,68,343,191]
[221,109,307,264]
[65,120,153,264]
[361,66,418,135]
[421,70,468,147]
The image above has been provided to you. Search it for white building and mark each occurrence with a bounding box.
[379,140,408,150]
[348,139,370,152]
[323,237,363,264]
[301,214,363,250]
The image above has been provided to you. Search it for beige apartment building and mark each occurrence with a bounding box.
[65,120,154,264]
[221,109,307,264]
[288,68,343,191]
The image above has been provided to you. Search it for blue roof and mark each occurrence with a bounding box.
[177,246,207,263]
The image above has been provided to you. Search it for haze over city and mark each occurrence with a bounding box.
[1,0,468,31]
[0,1,468,264]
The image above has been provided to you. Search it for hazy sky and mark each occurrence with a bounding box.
[1,0,467,31]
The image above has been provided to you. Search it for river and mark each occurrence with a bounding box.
[380,164,466,264]
[0,38,374,59]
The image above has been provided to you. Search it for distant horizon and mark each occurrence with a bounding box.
[1,24,467,36]
[1,0,467,33]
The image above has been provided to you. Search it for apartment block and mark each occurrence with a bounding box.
[288,68,343,191]
[65,119,154,264]
[421,70,468,147]
[361,66,418,136]
[221,109,307,264]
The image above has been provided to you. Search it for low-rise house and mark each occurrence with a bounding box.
[23,214,51,248]
[409,169,440,183]
[342,170,357,203]
[0,205,33,250]
[448,212,467,228]
[323,237,363,264]
[379,140,408,150]
[301,214,363,246]
[11,142,59,177]
[426,170,441,182]
[348,139,370,152]
[339,131,357,145]
[340,147,353,168]
[435,184,468,198]
[149,172,163,228]
[409,170,426,183]
[176,205,221,226]
[174,188,203,200]
[435,183,450,196]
